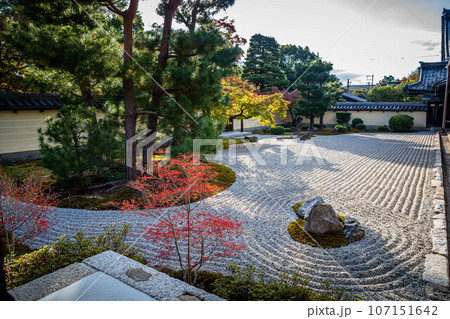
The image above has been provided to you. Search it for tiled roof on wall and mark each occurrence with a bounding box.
[0,93,62,111]
[332,102,428,112]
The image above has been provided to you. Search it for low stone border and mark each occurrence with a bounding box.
[9,251,223,301]
[423,133,450,300]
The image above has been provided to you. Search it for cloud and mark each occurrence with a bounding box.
[336,0,442,32]
[332,70,365,79]
[411,40,441,51]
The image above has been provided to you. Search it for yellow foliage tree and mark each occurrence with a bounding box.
[216,76,289,131]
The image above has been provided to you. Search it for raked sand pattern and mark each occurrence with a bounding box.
[32,132,436,301]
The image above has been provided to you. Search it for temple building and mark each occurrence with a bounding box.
[405,8,450,128]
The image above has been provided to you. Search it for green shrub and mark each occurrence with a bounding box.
[336,112,352,125]
[378,125,388,132]
[4,224,146,290]
[170,264,363,301]
[351,118,364,128]
[356,123,366,130]
[270,126,286,135]
[284,127,292,133]
[345,125,352,131]
[389,114,414,132]
[334,125,347,133]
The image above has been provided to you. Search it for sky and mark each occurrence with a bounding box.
[138,0,449,85]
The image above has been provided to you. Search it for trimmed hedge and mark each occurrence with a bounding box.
[356,123,366,130]
[378,126,388,132]
[270,126,286,135]
[336,112,352,125]
[334,125,347,133]
[389,114,414,132]
[351,118,364,128]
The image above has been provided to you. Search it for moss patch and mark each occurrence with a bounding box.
[208,162,237,189]
[288,219,349,248]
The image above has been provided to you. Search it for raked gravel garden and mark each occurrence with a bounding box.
[30,132,436,301]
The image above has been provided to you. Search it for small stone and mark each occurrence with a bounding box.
[152,264,177,275]
[245,136,258,143]
[296,197,324,219]
[178,293,202,301]
[126,268,152,282]
[303,204,343,234]
[343,217,365,243]
[299,133,312,141]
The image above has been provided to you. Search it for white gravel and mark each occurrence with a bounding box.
[31,132,435,301]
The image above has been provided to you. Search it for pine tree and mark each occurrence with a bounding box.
[242,34,289,92]
[293,58,341,130]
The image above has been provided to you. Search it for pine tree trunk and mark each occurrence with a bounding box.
[80,84,97,126]
[123,1,139,181]
[309,117,315,131]
[319,116,324,130]
[147,0,182,157]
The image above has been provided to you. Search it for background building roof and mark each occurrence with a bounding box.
[341,93,367,102]
[405,61,447,94]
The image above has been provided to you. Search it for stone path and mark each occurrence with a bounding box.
[32,133,436,301]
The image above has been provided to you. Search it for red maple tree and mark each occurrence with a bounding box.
[121,154,245,285]
[0,169,57,254]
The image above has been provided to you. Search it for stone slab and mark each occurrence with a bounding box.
[431,229,449,257]
[432,218,447,230]
[423,254,450,288]
[9,263,95,301]
[39,272,156,301]
[82,251,223,301]
[426,283,450,301]
[431,180,443,188]
[434,200,446,214]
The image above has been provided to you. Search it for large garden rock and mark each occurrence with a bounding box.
[303,204,343,234]
[297,196,324,219]
[343,217,365,243]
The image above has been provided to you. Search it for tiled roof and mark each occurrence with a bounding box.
[342,93,367,102]
[0,93,62,111]
[332,102,428,112]
[405,61,447,93]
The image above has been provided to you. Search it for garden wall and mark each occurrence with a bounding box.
[274,111,428,130]
[0,110,104,164]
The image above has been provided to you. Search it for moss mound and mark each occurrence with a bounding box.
[289,201,358,248]
[56,162,236,210]
[208,162,236,188]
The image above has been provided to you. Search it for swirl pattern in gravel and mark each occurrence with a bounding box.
[31,132,435,301]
